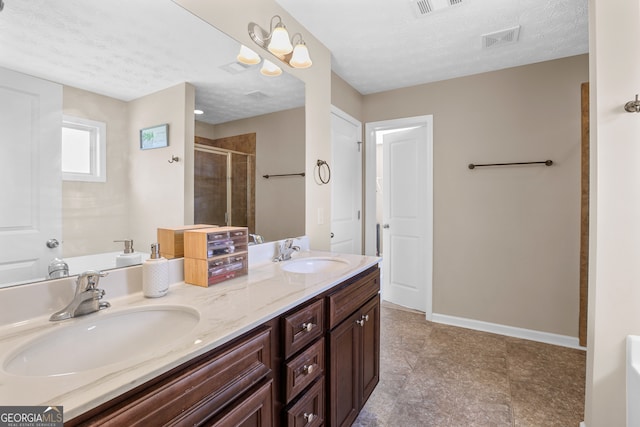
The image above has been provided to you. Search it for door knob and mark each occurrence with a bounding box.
[330,232,335,238]
[383,224,390,229]
[46,239,60,248]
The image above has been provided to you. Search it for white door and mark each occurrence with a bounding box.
[330,108,362,254]
[382,125,431,312]
[0,67,62,286]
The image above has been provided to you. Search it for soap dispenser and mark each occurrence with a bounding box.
[114,239,142,268]
[142,243,169,298]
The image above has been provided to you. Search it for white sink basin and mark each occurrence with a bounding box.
[3,305,200,377]
[280,257,350,274]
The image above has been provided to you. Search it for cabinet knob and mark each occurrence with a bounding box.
[356,319,365,327]
[304,413,316,423]
[301,322,315,332]
[362,314,369,322]
[303,364,315,375]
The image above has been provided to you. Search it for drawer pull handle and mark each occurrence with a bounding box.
[303,364,315,375]
[301,322,315,332]
[356,319,365,327]
[304,413,316,423]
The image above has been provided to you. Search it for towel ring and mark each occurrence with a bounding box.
[316,159,331,184]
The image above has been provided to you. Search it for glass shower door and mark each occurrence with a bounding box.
[194,147,253,232]
[194,149,228,226]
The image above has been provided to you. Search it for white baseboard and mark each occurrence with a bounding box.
[431,313,586,350]
[580,421,586,427]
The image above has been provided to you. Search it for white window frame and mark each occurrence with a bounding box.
[62,115,106,182]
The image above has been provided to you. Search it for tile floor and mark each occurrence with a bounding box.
[353,302,586,427]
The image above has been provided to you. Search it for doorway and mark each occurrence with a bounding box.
[365,116,433,318]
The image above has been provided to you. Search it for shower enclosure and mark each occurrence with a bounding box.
[194,144,255,233]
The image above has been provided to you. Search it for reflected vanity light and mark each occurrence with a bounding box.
[260,59,282,77]
[194,109,204,115]
[237,45,261,65]
[247,15,313,69]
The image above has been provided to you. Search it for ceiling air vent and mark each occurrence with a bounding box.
[482,26,521,49]
[245,90,268,100]
[413,0,463,16]
[220,61,251,75]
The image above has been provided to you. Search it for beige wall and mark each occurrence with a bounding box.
[195,108,305,242]
[128,82,195,253]
[364,55,588,337]
[585,0,640,425]
[331,72,364,122]
[62,86,130,257]
[174,0,332,250]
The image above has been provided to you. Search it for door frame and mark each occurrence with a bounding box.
[365,115,434,320]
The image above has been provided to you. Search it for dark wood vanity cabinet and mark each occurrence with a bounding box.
[278,266,380,427]
[66,265,380,427]
[326,269,381,427]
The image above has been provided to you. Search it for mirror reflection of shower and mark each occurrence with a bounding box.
[194,135,256,234]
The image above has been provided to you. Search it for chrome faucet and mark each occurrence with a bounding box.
[50,270,110,321]
[273,238,300,262]
[249,234,264,245]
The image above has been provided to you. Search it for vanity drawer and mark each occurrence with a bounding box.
[283,299,324,359]
[286,377,325,427]
[69,327,272,426]
[285,337,325,404]
[327,269,380,329]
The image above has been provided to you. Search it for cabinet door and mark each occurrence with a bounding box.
[359,295,380,405]
[328,311,360,427]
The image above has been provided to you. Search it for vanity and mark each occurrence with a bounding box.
[0,248,380,426]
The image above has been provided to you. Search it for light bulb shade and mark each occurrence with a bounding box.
[260,59,282,77]
[290,43,312,68]
[237,45,261,65]
[268,24,293,56]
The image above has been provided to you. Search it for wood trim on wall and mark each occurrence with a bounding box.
[579,82,589,348]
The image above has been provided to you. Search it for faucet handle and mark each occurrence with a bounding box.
[76,270,108,291]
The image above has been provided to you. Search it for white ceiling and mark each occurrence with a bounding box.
[0,0,588,125]
[276,0,589,94]
[0,0,304,125]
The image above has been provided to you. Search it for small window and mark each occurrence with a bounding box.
[62,116,106,182]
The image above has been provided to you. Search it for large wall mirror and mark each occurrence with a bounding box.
[0,0,305,289]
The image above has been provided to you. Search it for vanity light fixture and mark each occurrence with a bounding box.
[268,18,293,56]
[248,15,313,69]
[289,34,313,69]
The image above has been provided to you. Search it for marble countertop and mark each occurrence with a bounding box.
[0,250,379,420]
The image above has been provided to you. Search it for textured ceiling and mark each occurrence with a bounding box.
[276,0,589,94]
[0,0,304,125]
[0,0,588,125]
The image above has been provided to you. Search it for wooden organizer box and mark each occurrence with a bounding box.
[184,226,249,287]
[157,224,216,259]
